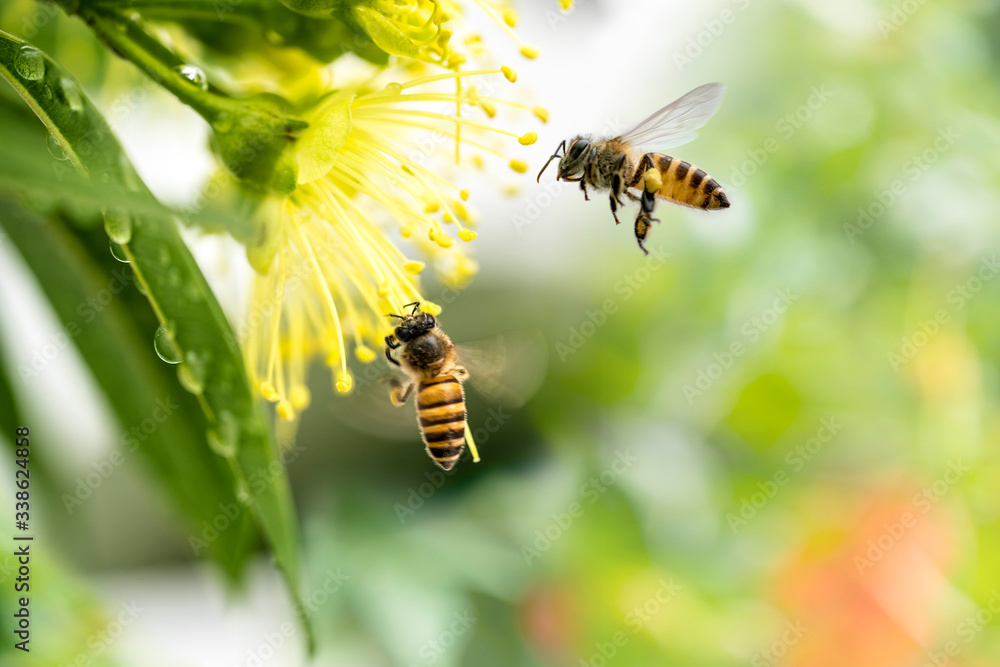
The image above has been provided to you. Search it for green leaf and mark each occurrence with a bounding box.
[0,198,257,576]
[0,322,24,440]
[296,98,352,184]
[350,5,422,58]
[0,30,313,651]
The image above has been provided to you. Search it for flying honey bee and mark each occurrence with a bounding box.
[385,302,471,470]
[537,83,730,254]
[382,303,546,471]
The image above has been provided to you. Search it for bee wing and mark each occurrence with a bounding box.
[617,82,725,151]
[455,330,548,409]
[329,364,421,439]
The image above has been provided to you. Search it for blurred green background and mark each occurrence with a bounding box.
[3,0,1000,665]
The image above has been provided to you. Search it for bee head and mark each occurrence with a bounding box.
[557,136,591,179]
[390,303,437,343]
[536,137,591,183]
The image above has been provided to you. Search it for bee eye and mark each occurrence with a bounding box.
[569,139,589,159]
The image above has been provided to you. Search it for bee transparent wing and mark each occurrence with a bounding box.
[329,363,421,439]
[618,82,725,150]
[455,330,548,409]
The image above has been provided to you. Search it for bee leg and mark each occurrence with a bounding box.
[579,179,589,201]
[389,377,414,406]
[385,335,401,367]
[451,365,469,381]
[627,153,655,189]
[609,174,623,224]
[634,210,659,256]
[641,188,658,217]
[609,195,622,224]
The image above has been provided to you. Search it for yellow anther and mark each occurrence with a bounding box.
[443,212,455,223]
[277,400,295,421]
[510,159,529,173]
[421,302,442,316]
[404,261,426,274]
[520,46,540,59]
[519,131,538,146]
[435,233,454,248]
[458,229,477,242]
[424,202,440,213]
[400,223,414,238]
[502,8,519,27]
[533,106,550,123]
[260,381,279,402]
[472,155,486,169]
[480,100,497,118]
[335,372,353,394]
[355,345,377,363]
[459,189,471,201]
[446,52,467,67]
[501,66,517,82]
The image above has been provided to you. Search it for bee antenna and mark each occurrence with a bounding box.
[386,313,404,320]
[536,140,566,183]
[403,301,421,314]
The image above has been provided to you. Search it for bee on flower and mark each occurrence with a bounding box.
[240,61,545,423]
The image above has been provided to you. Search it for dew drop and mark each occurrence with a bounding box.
[235,480,252,506]
[58,76,83,112]
[178,350,206,394]
[174,65,208,91]
[109,241,130,263]
[383,82,402,95]
[46,134,68,161]
[120,154,141,192]
[166,266,182,287]
[103,207,133,244]
[154,325,182,364]
[207,410,239,459]
[264,30,284,45]
[15,45,45,81]
[213,112,233,132]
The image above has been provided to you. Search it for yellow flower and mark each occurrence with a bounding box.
[242,64,544,421]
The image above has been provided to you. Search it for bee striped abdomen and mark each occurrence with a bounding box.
[652,154,730,211]
[416,375,466,470]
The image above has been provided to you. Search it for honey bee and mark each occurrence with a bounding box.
[537,83,730,254]
[385,302,470,471]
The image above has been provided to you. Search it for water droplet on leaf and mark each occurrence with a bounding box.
[153,325,182,364]
[58,76,83,112]
[207,410,239,458]
[213,112,233,132]
[103,207,133,244]
[109,241,130,263]
[174,65,208,91]
[15,46,45,81]
[178,350,206,393]
[166,267,182,287]
[46,134,68,160]
[235,481,252,505]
